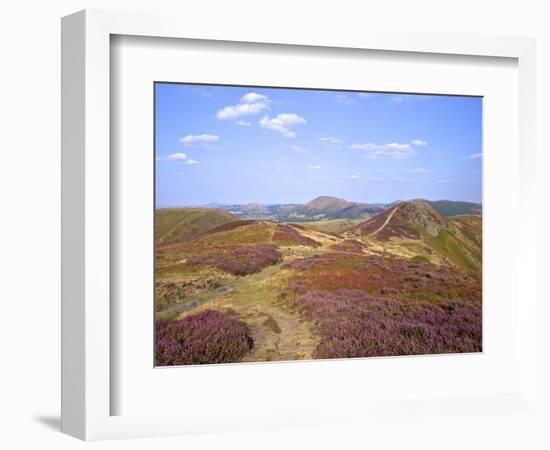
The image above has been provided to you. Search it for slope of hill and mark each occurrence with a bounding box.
[391,199,482,217]
[155,208,240,243]
[301,218,363,235]
[347,200,482,271]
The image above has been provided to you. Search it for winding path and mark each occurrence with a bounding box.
[366,204,401,238]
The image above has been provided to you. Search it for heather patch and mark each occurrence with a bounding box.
[187,243,282,275]
[272,224,321,247]
[287,253,481,303]
[282,254,337,271]
[291,289,481,358]
[155,310,253,365]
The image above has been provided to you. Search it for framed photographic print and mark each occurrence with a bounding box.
[153,83,483,367]
[62,9,538,441]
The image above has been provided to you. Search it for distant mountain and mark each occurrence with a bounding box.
[347,200,482,271]
[239,202,271,215]
[155,208,240,243]
[222,196,386,221]
[303,196,385,218]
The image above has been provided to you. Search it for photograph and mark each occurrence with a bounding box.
[154,83,483,366]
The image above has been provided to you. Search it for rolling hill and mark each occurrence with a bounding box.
[390,199,482,217]
[347,200,482,271]
[155,208,240,243]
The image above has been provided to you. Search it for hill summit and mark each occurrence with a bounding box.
[347,200,482,271]
[350,200,446,240]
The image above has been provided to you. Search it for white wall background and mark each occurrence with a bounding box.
[0,1,548,449]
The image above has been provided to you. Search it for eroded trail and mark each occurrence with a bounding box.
[174,260,320,361]
[156,226,343,361]
[367,204,400,237]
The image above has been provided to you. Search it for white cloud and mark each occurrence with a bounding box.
[350,175,360,179]
[217,102,269,119]
[308,164,322,170]
[157,152,187,161]
[259,113,306,138]
[320,136,342,145]
[240,92,268,104]
[236,120,251,126]
[216,92,270,119]
[185,159,199,165]
[470,153,482,160]
[411,139,427,146]
[410,168,429,174]
[290,145,307,153]
[349,142,416,159]
[179,134,219,145]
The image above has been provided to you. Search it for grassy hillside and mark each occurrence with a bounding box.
[155,208,239,243]
[155,202,482,365]
[346,200,482,272]
[301,218,363,235]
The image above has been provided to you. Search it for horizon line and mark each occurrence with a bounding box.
[155,196,483,209]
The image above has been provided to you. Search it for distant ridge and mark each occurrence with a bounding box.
[161,198,481,223]
[303,196,385,218]
[390,199,482,217]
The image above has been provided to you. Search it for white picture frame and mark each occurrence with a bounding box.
[61,9,538,441]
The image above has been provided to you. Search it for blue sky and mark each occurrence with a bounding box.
[155,83,482,207]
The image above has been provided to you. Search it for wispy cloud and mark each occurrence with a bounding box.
[320,136,342,146]
[411,139,427,146]
[260,113,307,138]
[290,145,307,153]
[357,93,372,98]
[350,175,360,179]
[469,152,482,160]
[236,120,251,126]
[390,94,431,104]
[410,168,429,174]
[156,152,187,161]
[180,134,219,146]
[156,153,199,165]
[335,94,355,105]
[308,164,322,170]
[216,92,270,120]
[191,87,214,97]
[349,142,416,159]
